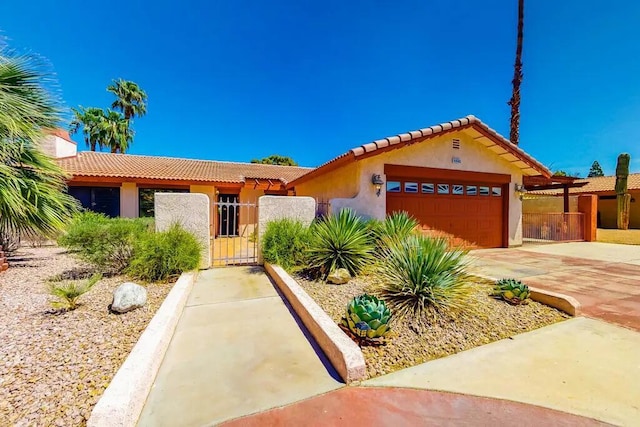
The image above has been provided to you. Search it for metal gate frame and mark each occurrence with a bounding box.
[523,212,585,242]
[211,198,258,266]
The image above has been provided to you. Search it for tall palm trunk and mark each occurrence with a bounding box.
[508,0,524,145]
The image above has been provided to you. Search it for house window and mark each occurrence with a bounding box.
[479,186,490,196]
[492,187,502,197]
[452,184,464,195]
[68,186,120,217]
[139,188,189,217]
[466,185,477,195]
[404,182,418,193]
[437,184,449,194]
[421,183,435,194]
[387,181,401,193]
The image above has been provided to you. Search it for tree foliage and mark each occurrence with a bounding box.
[587,161,604,177]
[250,154,298,166]
[0,46,79,236]
[69,79,146,153]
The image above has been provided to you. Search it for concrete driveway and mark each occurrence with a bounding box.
[470,242,640,331]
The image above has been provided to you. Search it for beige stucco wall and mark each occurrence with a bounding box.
[296,130,525,246]
[189,184,216,238]
[39,135,77,159]
[120,182,139,218]
[523,196,579,213]
[294,161,361,202]
[155,193,210,268]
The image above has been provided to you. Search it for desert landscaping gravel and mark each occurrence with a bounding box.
[0,246,171,426]
[296,273,570,380]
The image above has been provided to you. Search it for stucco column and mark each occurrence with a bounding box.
[120,182,139,218]
[578,195,598,242]
[189,185,216,239]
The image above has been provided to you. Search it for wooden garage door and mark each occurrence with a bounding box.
[386,173,507,248]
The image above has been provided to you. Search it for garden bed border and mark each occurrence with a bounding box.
[472,273,581,316]
[87,270,199,427]
[265,263,366,384]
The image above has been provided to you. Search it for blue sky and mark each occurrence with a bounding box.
[2,1,639,175]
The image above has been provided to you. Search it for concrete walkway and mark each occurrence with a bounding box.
[365,317,640,426]
[470,242,640,331]
[137,267,342,426]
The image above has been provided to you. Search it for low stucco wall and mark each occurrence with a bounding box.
[257,196,316,263]
[597,191,640,229]
[155,193,211,268]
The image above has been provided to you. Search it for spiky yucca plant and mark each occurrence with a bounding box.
[376,235,471,321]
[307,209,374,278]
[48,273,102,310]
[374,211,419,249]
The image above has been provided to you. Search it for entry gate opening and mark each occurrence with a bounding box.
[212,195,258,266]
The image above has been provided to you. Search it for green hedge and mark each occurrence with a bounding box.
[261,218,311,270]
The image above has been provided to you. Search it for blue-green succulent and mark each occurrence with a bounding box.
[342,294,392,341]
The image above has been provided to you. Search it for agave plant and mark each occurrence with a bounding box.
[307,209,374,278]
[491,278,530,305]
[376,235,471,322]
[342,294,392,342]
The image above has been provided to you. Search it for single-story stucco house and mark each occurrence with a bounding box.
[48,115,557,248]
[525,174,640,229]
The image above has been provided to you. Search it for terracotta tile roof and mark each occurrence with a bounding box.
[58,152,312,184]
[287,115,551,188]
[529,174,640,195]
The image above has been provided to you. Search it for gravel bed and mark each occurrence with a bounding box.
[0,246,172,426]
[295,273,570,380]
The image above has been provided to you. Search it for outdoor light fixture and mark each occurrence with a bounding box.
[371,174,384,197]
[514,183,527,199]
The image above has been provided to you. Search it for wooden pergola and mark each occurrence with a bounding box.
[523,175,588,212]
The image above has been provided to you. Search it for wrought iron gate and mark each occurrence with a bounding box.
[212,196,258,266]
[523,212,585,242]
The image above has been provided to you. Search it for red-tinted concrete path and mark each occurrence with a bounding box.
[222,388,609,427]
[471,243,640,331]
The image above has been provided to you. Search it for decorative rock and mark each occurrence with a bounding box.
[327,268,351,285]
[111,282,147,313]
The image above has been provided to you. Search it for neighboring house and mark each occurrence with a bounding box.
[46,115,555,248]
[43,131,311,238]
[288,115,551,248]
[526,174,640,229]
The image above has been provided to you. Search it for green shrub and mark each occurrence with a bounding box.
[128,223,201,282]
[48,273,102,310]
[261,219,311,270]
[376,235,471,322]
[307,209,374,278]
[58,212,151,273]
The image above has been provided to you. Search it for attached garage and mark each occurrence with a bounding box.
[289,115,554,248]
[385,165,509,248]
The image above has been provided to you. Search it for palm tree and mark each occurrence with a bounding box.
[100,110,134,153]
[0,47,79,237]
[107,79,147,120]
[70,106,106,151]
[507,0,524,145]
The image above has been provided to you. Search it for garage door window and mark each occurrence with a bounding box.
[421,183,434,194]
[437,184,449,194]
[452,184,464,195]
[387,181,401,193]
[466,185,477,195]
[479,186,490,196]
[492,187,502,196]
[404,182,418,193]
